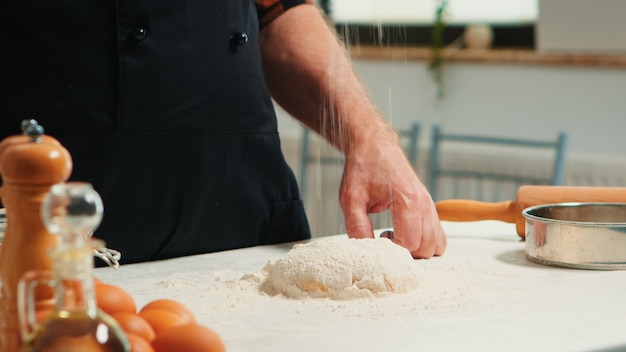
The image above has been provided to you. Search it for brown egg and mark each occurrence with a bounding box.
[151,323,226,352]
[111,312,156,342]
[95,283,137,315]
[139,299,196,324]
[138,308,188,335]
[126,332,155,352]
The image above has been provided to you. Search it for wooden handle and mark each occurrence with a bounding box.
[436,200,518,223]
[436,186,626,239]
[517,185,626,209]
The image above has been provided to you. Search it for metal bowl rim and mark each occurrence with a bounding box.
[522,202,626,227]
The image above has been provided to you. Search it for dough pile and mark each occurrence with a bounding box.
[260,237,422,300]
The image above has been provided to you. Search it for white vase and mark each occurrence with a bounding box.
[463,24,493,50]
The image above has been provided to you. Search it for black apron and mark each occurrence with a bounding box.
[0,0,311,264]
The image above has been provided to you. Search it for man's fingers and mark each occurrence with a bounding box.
[389,189,448,259]
[343,207,375,239]
[388,193,422,253]
[411,213,447,258]
[434,224,447,256]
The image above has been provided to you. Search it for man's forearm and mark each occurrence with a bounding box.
[259,4,398,156]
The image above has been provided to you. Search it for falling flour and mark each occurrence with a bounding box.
[259,237,423,300]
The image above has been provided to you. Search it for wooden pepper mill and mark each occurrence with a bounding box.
[0,119,72,352]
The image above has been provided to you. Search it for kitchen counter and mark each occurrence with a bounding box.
[95,221,626,352]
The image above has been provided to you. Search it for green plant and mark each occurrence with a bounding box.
[429,0,448,100]
[320,0,331,16]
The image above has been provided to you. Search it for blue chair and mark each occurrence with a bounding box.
[298,122,421,201]
[427,125,568,201]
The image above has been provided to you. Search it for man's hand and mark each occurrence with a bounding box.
[259,4,446,257]
[339,135,446,259]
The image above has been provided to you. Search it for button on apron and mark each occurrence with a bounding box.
[133,28,147,41]
[232,32,248,45]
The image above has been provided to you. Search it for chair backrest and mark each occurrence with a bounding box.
[427,124,568,201]
[298,122,421,200]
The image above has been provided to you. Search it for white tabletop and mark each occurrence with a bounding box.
[95,221,626,352]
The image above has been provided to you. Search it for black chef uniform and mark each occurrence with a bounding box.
[0,1,311,264]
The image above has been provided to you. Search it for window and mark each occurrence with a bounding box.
[325,0,537,48]
[330,0,537,25]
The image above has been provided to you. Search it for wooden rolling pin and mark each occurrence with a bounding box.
[435,185,626,239]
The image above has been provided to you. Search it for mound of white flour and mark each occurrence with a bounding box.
[260,237,422,300]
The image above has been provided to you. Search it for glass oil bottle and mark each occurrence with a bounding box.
[18,182,130,352]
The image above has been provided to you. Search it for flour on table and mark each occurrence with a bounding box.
[260,237,423,300]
